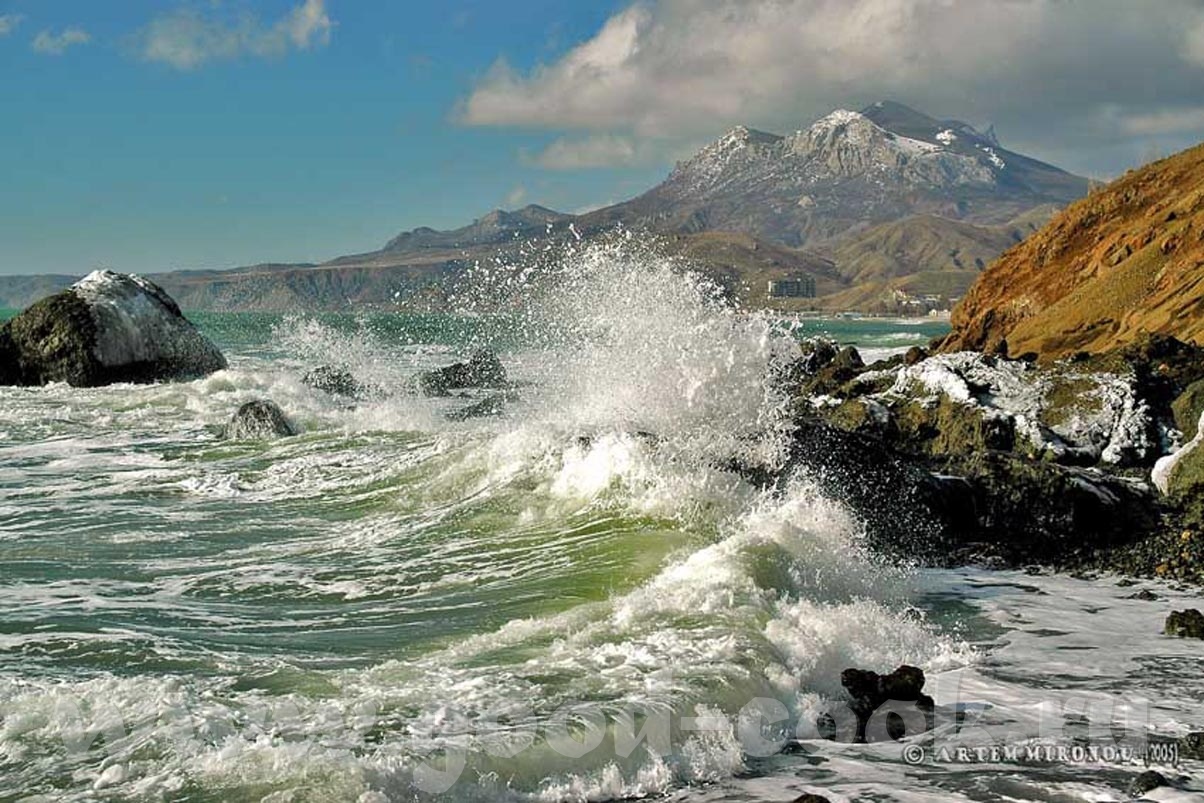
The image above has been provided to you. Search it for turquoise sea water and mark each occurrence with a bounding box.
[2,254,1200,801]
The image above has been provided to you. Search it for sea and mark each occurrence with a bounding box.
[1,245,1201,802]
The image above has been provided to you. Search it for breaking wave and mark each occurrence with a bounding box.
[0,240,973,801]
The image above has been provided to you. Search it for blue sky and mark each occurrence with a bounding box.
[3,1,1204,276]
[0,0,660,275]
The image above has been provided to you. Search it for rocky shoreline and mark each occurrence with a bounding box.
[3,270,1203,586]
[780,334,1204,582]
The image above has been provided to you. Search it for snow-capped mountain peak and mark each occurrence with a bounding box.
[643,101,1088,247]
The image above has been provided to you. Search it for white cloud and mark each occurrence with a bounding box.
[1118,106,1204,136]
[528,134,641,170]
[462,0,1204,176]
[136,0,333,70]
[1184,11,1204,66]
[0,14,23,37]
[32,27,91,55]
[503,184,527,207]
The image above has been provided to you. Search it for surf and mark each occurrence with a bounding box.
[0,240,971,801]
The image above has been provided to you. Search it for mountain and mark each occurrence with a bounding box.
[577,101,1087,247]
[942,141,1204,359]
[801,207,1058,313]
[0,102,1090,315]
[377,205,572,255]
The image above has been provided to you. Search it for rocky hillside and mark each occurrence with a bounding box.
[580,101,1086,248]
[943,142,1204,359]
[808,208,1057,313]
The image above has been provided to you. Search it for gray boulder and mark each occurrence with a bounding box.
[302,365,368,399]
[223,400,297,440]
[418,350,507,396]
[0,271,226,387]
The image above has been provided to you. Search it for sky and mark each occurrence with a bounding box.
[2,0,1204,276]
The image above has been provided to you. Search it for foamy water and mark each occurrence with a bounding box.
[0,244,1199,801]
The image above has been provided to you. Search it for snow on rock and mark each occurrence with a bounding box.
[877,352,1155,465]
[72,271,228,381]
[977,144,1007,170]
[936,129,957,146]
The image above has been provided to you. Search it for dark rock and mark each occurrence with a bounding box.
[787,417,1160,567]
[0,271,226,387]
[903,345,927,366]
[790,795,832,803]
[785,418,965,561]
[956,453,1158,563]
[841,665,933,743]
[0,324,20,385]
[1128,769,1168,796]
[1107,335,1204,441]
[303,365,366,398]
[833,346,864,372]
[1164,609,1204,638]
[1180,731,1204,760]
[418,350,508,396]
[1125,589,1159,601]
[799,345,867,398]
[223,400,298,440]
[797,339,839,374]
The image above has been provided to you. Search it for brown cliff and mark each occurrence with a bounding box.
[943,143,1204,359]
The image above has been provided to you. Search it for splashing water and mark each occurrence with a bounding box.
[0,241,986,801]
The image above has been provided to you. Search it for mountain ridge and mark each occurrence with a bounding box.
[0,101,1090,314]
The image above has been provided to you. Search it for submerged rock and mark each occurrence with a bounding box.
[1164,608,1204,639]
[445,393,510,422]
[302,365,368,399]
[418,350,508,396]
[1180,731,1204,760]
[0,270,226,387]
[223,400,298,440]
[1128,770,1169,796]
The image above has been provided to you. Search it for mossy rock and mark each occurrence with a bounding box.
[1164,609,1204,639]
[1167,440,1204,496]
[800,346,866,398]
[2,272,227,387]
[818,398,894,435]
[4,290,100,386]
[894,395,1016,458]
[1172,379,1204,439]
[1040,375,1104,429]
